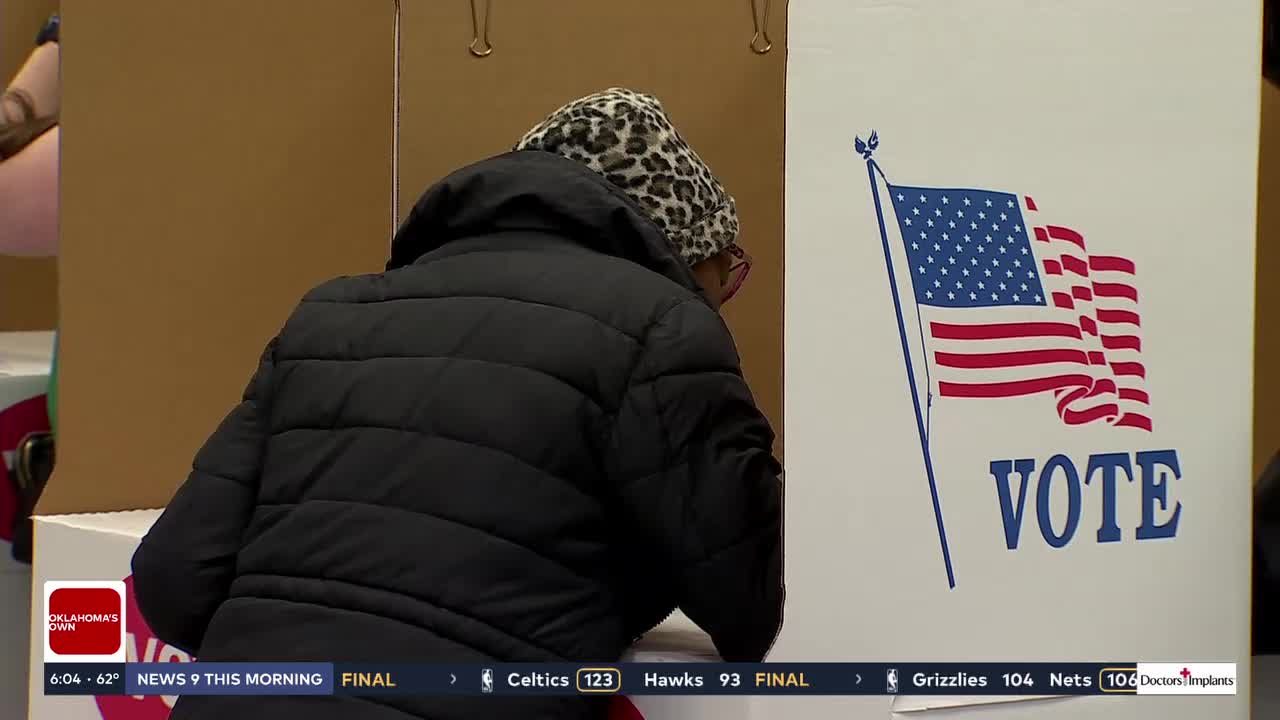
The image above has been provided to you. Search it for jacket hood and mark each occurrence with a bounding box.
[387,150,699,293]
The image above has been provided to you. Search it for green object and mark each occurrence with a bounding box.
[46,333,56,434]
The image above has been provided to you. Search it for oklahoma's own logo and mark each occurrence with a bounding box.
[95,574,193,719]
[43,580,126,662]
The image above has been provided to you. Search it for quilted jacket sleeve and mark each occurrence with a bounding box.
[131,338,276,655]
[609,299,784,662]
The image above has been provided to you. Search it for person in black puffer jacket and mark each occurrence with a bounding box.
[132,88,784,720]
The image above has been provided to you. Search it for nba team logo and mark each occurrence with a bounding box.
[856,132,1182,588]
[43,580,127,663]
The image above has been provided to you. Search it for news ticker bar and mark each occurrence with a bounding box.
[42,662,1239,697]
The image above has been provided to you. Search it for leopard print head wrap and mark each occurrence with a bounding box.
[515,88,739,266]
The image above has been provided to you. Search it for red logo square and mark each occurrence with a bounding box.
[48,587,123,656]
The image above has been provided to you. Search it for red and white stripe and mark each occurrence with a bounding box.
[924,196,1152,431]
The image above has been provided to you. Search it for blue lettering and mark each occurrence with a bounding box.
[1036,454,1081,548]
[991,449,1183,548]
[1084,453,1134,543]
[1136,449,1181,540]
[989,459,1036,549]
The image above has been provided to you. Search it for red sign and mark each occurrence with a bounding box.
[47,588,122,656]
[0,394,50,543]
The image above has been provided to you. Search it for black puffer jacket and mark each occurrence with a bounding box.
[132,151,784,720]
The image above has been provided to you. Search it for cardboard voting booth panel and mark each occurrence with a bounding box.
[45,0,787,532]
[30,1,397,717]
[398,5,789,714]
[1257,79,1280,479]
[776,0,1257,718]
[1,0,58,83]
[396,0,786,455]
[0,258,57,332]
[0,0,59,333]
[45,0,397,517]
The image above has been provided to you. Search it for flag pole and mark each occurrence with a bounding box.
[860,134,956,589]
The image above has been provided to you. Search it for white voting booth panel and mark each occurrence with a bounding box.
[774,0,1257,719]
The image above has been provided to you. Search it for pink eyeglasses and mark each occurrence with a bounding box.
[721,244,753,304]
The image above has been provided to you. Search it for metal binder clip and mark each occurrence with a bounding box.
[469,0,493,57]
[750,0,772,54]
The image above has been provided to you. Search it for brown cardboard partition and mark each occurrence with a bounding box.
[397,0,787,455]
[0,259,56,331]
[42,0,786,515]
[40,0,396,513]
[1,0,57,79]
[1259,79,1280,480]
[0,0,60,331]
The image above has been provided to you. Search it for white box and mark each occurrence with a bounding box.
[27,509,183,720]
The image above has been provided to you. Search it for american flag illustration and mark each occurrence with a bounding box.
[856,130,1155,589]
[886,185,1152,432]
